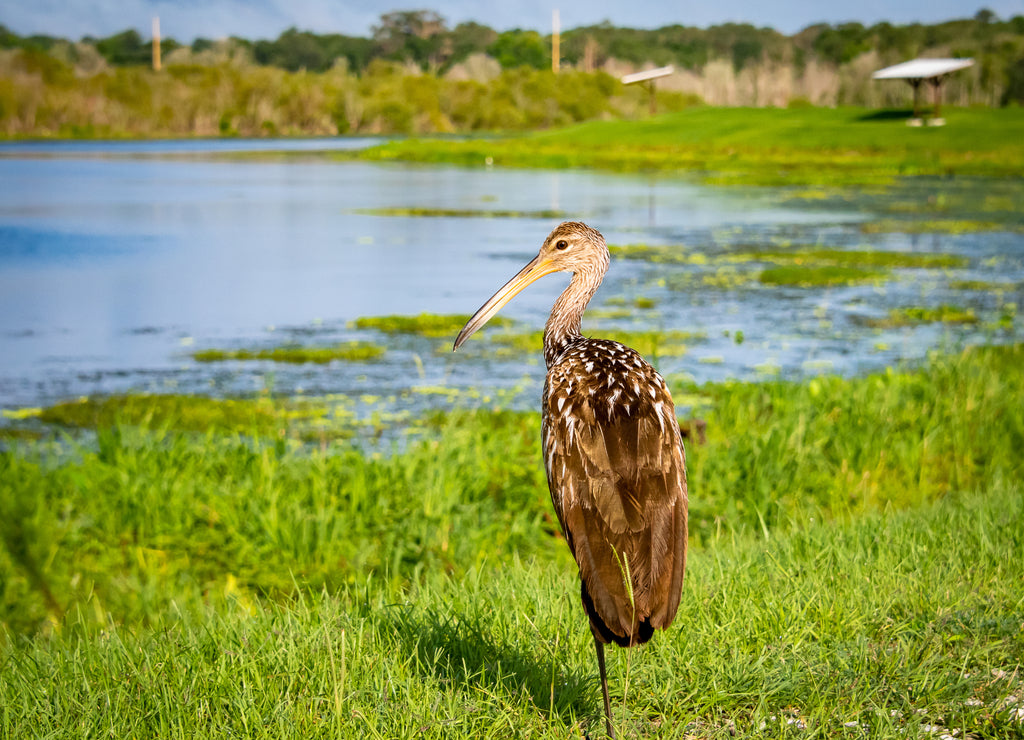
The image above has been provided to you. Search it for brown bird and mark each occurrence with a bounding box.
[454,221,688,737]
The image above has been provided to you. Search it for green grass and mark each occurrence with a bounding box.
[349,107,1024,186]
[2,344,1023,736]
[193,341,386,364]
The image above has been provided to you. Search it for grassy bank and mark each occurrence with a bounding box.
[1,345,1023,735]
[2,480,1022,738]
[351,106,1024,186]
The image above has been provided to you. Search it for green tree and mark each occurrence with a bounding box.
[92,29,150,66]
[488,30,549,69]
[812,23,872,65]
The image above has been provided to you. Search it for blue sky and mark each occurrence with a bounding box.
[4,0,1023,42]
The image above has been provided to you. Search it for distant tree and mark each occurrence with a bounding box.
[373,10,448,67]
[488,29,549,69]
[1003,55,1024,104]
[975,8,997,24]
[93,29,150,66]
[254,28,329,71]
[445,21,497,66]
[871,21,921,58]
[812,23,872,65]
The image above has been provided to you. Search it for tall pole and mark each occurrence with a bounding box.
[552,9,560,73]
[152,16,161,71]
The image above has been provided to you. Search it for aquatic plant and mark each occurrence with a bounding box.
[734,247,967,270]
[32,393,360,441]
[351,313,512,338]
[608,243,704,264]
[949,279,1021,292]
[353,207,567,219]
[758,265,890,287]
[193,341,385,364]
[860,218,1019,234]
[866,304,979,328]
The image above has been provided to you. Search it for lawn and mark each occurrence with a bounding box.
[348,106,1024,186]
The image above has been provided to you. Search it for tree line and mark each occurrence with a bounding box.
[2,8,1024,139]
[3,8,1023,79]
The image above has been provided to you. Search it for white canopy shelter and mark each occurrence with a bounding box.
[872,58,975,120]
[621,66,674,114]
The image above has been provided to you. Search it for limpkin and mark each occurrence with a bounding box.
[454,221,688,737]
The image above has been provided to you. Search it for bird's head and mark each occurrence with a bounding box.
[454,221,609,351]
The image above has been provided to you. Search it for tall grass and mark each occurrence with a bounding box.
[2,345,1021,637]
[1,345,1022,736]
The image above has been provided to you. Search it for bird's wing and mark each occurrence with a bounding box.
[543,359,687,644]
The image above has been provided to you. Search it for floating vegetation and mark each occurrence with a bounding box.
[351,313,511,338]
[353,207,567,219]
[32,393,368,441]
[758,265,890,287]
[865,304,979,328]
[193,341,385,364]
[950,279,1021,292]
[733,247,967,270]
[664,266,756,292]
[40,394,289,435]
[602,295,660,310]
[449,327,704,359]
[588,307,636,319]
[609,243,705,264]
[860,219,1017,234]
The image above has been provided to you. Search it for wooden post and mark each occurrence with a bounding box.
[152,16,161,71]
[552,9,560,73]
[908,78,921,118]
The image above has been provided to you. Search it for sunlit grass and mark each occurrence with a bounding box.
[350,107,1024,186]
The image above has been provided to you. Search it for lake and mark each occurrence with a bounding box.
[1,138,1022,427]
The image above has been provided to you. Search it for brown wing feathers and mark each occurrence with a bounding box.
[543,340,688,647]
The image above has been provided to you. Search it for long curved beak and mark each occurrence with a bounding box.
[453,254,558,351]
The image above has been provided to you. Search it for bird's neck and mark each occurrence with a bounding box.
[544,268,602,368]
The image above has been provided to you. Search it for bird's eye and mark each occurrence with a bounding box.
[555,240,569,250]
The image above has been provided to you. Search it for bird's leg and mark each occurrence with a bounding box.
[593,633,616,739]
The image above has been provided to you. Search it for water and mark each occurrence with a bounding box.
[1,138,1022,423]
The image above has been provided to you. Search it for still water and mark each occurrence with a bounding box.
[1,139,1021,420]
